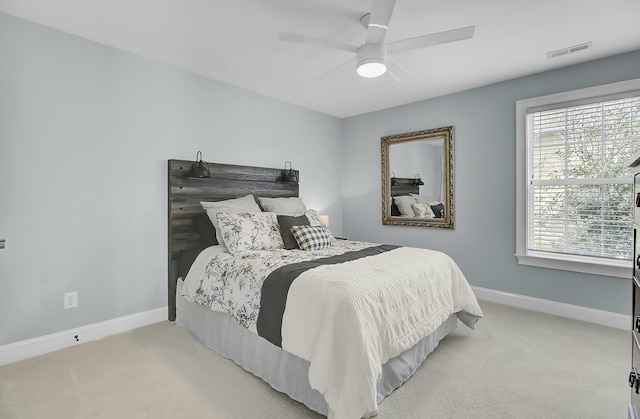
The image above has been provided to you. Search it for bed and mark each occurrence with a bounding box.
[390,178,445,218]
[167,159,483,419]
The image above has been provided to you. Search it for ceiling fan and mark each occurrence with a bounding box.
[279,0,475,81]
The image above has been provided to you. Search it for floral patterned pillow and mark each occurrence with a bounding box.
[412,203,436,218]
[215,212,284,254]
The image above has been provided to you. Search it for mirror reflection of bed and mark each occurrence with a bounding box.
[168,159,481,419]
[381,126,454,228]
[389,178,445,219]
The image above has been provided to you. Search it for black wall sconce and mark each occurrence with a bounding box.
[282,161,298,183]
[190,151,210,178]
[391,172,398,186]
[414,174,424,186]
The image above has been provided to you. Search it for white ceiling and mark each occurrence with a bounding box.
[1,0,639,118]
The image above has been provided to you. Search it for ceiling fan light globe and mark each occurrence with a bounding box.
[357,60,387,78]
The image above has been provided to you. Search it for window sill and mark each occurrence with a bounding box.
[515,251,631,279]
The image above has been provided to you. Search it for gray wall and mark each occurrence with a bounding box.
[342,50,640,315]
[1,11,638,347]
[0,14,344,345]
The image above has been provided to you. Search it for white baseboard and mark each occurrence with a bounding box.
[0,306,167,366]
[0,289,629,365]
[472,286,630,330]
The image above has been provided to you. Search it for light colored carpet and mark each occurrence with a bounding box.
[0,301,629,419]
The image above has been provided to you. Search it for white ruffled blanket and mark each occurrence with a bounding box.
[182,243,483,419]
[281,246,483,419]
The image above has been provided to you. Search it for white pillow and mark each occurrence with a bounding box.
[201,195,262,249]
[412,203,436,218]
[257,197,307,214]
[393,195,417,217]
[410,194,431,204]
[215,212,284,254]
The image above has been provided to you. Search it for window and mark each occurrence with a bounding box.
[516,79,640,278]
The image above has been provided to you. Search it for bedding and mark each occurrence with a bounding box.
[192,213,219,246]
[181,240,483,419]
[410,193,431,204]
[183,241,376,331]
[430,202,445,218]
[176,278,459,417]
[258,196,307,214]
[412,202,436,218]
[257,244,400,347]
[297,209,335,241]
[201,194,262,249]
[215,212,284,253]
[295,209,329,227]
[276,214,311,249]
[392,195,417,217]
[282,246,481,419]
[290,225,334,250]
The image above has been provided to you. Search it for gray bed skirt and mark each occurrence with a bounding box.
[176,279,457,417]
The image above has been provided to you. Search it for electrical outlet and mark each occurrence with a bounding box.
[64,291,78,309]
[0,239,5,249]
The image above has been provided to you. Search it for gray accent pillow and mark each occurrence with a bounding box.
[430,203,445,218]
[277,215,311,250]
[192,213,218,246]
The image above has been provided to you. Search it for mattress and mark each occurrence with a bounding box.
[176,278,458,417]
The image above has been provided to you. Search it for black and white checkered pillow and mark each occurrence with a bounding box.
[290,225,333,251]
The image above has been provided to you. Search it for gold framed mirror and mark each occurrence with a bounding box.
[381,126,454,228]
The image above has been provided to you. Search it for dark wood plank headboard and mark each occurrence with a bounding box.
[390,178,420,216]
[390,178,420,197]
[167,160,299,321]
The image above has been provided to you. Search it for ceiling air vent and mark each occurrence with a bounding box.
[546,42,592,59]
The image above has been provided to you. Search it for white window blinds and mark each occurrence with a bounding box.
[526,95,640,261]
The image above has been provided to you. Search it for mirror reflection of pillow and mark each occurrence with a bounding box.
[429,202,445,218]
[393,195,417,217]
[412,203,436,218]
[410,193,431,205]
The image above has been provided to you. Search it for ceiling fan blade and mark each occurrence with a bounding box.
[317,58,357,82]
[279,32,358,53]
[386,69,402,82]
[386,56,412,81]
[365,0,397,44]
[387,25,475,54]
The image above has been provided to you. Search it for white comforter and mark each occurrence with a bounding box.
[281,246,483,419]
[182,243,483,419]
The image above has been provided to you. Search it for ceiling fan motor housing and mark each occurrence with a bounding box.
[357,43,387,77]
